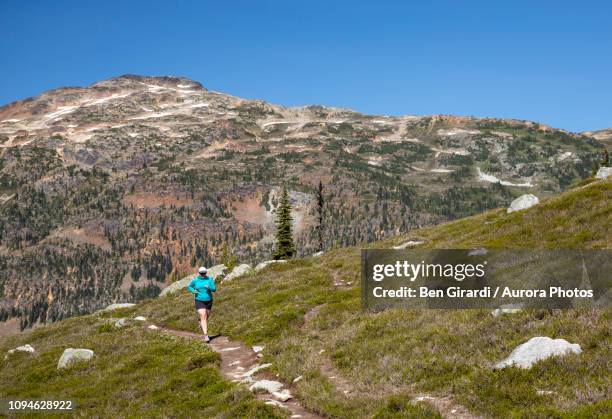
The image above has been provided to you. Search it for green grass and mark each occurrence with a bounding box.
[137,179,611,418]
[0,314,284,418]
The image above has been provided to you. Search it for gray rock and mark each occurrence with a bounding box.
[242,363,272,377]
[507,194,539,213]
[57,348,94,369]
[159,264,227,297]
[249,379,284,394]
[491,303,524,317]
[5,344,35,359]
[264,400,286,408]
[100,303,135,312]
[595,167,612,179]
[224,264,252,281]
[393,240,424,249]
[207,264,229,279]
[495,336,581,369]
[114,318,127,328]
[255,260,287,272]
[159,274,196,297]
[272,390,293,402]
[312,251,324,257]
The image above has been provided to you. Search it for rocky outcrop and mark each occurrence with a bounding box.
[595,167,612,179]
[57,348,94,369]
[507,194,539,213]
[159,274,197,297]
[495,337,581,369]
[393,240,425,249]
[224,264,252,281]
[254,260,287,272]
[100,303,135,312]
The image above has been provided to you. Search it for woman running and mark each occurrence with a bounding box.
[188,267,217,343]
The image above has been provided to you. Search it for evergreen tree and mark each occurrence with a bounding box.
[273,186,295,260]
[317,180,324,251]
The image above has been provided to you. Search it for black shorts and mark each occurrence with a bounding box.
[195,300,213,310]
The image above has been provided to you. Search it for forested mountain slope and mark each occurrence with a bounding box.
[0,75,607,329]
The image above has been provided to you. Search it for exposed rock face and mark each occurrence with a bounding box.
[495,337,582,369]
[595,167,612,179]
[254,260,287,271]
[224,264,252,281]
[507,194,540,213]
[100,303,135,312]
[57,348,94,369]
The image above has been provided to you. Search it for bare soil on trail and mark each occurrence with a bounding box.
[147,325,321,419]
[302,301,480,419]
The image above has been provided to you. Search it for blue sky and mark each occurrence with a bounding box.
[1,0,610,132]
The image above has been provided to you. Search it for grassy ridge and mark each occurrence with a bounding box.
[1,179,610,418]
[140,179,611,417]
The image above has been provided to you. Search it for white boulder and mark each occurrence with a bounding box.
[491,303,524,317]
[114,318,127,328]
[224,264,252,281]
[312,251,324,257]
[249,379,284,394]
[101,303,135,312]
[272,390,294,402]
[393,240,424,249]
[207,264,229,279]
[507,194,539,213]
[57,348,94,369]
[255,260,287,272]
[252,345,264,353]
[595,167,612,179]
[495,336,581,369]
[159,274,196,297]
[5,344,35,359]
[134,316,147,321]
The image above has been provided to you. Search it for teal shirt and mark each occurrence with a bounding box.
[187,275,216,302]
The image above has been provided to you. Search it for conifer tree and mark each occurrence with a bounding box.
[273,185,295,260]
[317,180,324,251]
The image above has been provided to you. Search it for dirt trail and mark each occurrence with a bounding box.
[147,325,321,418]
[302,301,480,419]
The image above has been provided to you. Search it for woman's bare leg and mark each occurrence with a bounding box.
[197,309,208,336]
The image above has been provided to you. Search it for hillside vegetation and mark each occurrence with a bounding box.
[0,75,607,329]
[1,179,610,418]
